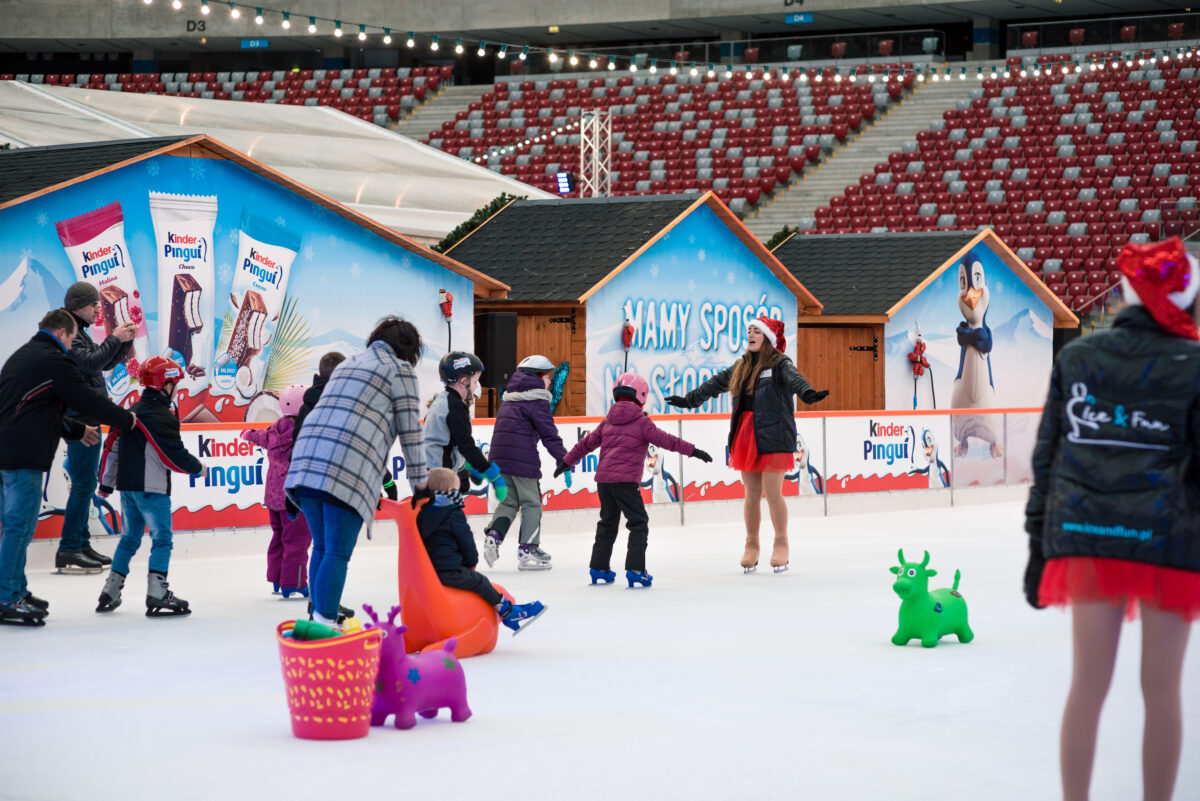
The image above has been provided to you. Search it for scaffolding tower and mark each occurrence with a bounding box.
[579,110,612,198]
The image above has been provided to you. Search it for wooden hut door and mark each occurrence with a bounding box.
[516,311,578,413]
[795,325,881,411]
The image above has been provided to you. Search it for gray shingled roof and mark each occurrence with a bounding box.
[0,136,193,206]
[772,231,982,316]
[445,195,697,301]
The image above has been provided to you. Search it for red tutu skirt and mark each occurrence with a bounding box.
[1038,556,1200,621]
[728,412,794,473]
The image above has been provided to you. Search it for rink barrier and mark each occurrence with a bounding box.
[29,407,1042,537]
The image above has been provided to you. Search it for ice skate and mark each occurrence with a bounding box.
[498,599,547,635]
[145,572,190,617]
[626,569,653,588]
[308,601,355,624]
[770,535,789,574]
[0,598,47,627]
[81,545,112,567]
[517,544,552,571]
[96,571,125,613]
[22,592,48,612]
[55,550,104,575]
[271,582,280,596]
[482,531,501,568]
[280,586,309,599]
[589,568,617,585]
[741,533,760,574]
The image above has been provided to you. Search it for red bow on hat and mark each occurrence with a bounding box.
[1117,237,1200,341]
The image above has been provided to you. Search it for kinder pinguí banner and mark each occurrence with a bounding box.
[825,415,954,493]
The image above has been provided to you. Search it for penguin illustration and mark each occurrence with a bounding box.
[908,429,951,488]
[950,251,1004,458]
[785,434,824,495]
[640,444,679,503]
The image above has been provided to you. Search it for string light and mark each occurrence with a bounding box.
[229,2,239,19]
[430,34,439,50]
[280,11,289,28]
[588,54,597,69]
[568,51,578,66]
[707,63,715,77]
[333,19,342,37]
[358,24,366,41]
[648,59,657,73]
[519,45,529,60]
[382,28,391,44]
[478,41,487,57]
[498,44,508,60]
[406,31,415,48]
[143,0,153,5]
[669,60,677,75]
[201,0,211,16]
[171,0,182,8]
[455,37,464,54]
[607,56,616,70]
[254,7,263,24]
[307,15,315,33]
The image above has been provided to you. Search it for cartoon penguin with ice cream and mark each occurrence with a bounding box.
[950,251,1003,458]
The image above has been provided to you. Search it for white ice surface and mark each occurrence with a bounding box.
[3,500,1198,801]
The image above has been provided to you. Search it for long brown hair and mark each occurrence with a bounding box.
[728,336,783,398]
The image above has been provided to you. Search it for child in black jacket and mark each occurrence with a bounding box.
[96,357,205,617]
[415,468,544,634]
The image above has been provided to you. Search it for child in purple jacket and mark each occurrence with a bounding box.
[484,355,569,572]
[241,384,311,598]
[554,373,711,588]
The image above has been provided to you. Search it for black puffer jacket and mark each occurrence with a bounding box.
[680,355,818,454]
[1025,306,1200,577]
[66,310,132,424]
[0,331,135,471]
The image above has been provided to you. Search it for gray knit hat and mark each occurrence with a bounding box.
[63,281,100,310]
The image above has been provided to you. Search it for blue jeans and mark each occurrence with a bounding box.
[296,489,363,620]
[61,439,100,552]
[0,469,45,604]
[111,492,174,576]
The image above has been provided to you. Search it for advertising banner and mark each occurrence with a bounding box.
[0,153,475,423]
[584,204,798,416]
[824,414,954,493]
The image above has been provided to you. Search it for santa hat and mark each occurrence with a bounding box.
[748,316,786,352]
[1118,237,1200,342]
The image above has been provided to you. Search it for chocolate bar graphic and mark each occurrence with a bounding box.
[99,285,136,362]
[225,289,266,368]
[168,273,203,364]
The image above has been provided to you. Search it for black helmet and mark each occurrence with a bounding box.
[438,351,484,384]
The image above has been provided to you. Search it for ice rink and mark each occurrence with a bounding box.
[3,498,1198,801]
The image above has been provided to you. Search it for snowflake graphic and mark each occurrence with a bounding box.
[145,160,160,177]
[726,270,736,284]
[227,229,239,245]
[189,160,206,180]
[649,264,660,279]
[400,255,413,270]
[20,248,33,261]
[218,262,233,282]
[688,234,696,245]
[686,279,696,292]
[349,261,362,278]
[327,234,338,248]
[698,248,707,262]
[274,216,287,228]
[302,245,315,262]
[36,212,48,227]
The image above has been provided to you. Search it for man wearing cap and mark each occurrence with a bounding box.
[58,281,137,572]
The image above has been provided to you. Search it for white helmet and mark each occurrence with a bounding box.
[517,354,555,374]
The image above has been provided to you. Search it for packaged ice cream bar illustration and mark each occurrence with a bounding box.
[212,212,299,403]
[55,202,151,397]
[149,192,218,396]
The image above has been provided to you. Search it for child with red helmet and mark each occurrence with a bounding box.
[96,356,206,617]
[554,372,711,588]
[241,384,312,599]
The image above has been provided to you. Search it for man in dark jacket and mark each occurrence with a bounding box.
[59,280,136,570]
[0,310,135,626]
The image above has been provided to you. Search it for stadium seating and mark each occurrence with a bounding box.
[804,51,1200,312]
[0,65,455,127]
[424,65,915,210]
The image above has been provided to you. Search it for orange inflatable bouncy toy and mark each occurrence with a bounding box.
[381,499,512,658]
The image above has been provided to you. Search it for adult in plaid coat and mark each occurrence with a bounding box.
[286,316,429,625]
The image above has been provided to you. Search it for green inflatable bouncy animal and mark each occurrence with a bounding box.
[890,549,974,648]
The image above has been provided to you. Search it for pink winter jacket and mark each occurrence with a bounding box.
[241,416,296,511]
[563,400,695,483]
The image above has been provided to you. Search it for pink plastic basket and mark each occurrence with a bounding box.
[276,620,383,740]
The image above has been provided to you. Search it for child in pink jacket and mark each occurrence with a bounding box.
[241,384,311,598]
[554,373,711,588]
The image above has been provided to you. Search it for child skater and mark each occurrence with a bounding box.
[554,373,711,588]
[241,384,311,598]
[416,467,546,634]
[424,351,507,500]
[96,357,205,617]
[1024,237,1200,801]
[483,354,570,571]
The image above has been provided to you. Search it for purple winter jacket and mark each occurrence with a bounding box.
[563,400,695,483]
[242,416,296,511]
[488,370,568,479]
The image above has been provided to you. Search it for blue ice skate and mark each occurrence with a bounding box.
[499,599,547,635]
[626,570,653,589]
[589,568,617,585]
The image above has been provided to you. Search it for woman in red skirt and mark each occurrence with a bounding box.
[667,316,827,572]
[1025,237,1200,801]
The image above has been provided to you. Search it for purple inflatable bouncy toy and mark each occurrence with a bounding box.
[362,604,472,729]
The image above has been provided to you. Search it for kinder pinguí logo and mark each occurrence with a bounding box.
[862,419,912,465]
[80,243,125,278]
[164,231,208,263]
[242,247,280,285]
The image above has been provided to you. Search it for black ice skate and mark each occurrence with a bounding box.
[0,598,48,627]
[96,571,125,613]
[307,601,356,624]
[55,550,104,575]
[145,572,190,617]
[23,592,49,612]
[81,545,113,567]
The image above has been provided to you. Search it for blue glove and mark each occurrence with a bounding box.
[482,463,502,484]
[563,469,573,489]
[468,468,485,485]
